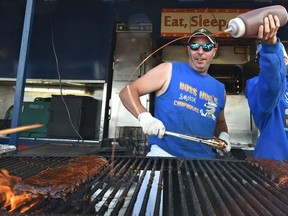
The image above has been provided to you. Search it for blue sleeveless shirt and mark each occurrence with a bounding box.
[149,62,225,158]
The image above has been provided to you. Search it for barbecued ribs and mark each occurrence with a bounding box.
[246,157,288,189]
[13,155,109,199]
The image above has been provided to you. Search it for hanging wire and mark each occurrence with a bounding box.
[47,1,84,143]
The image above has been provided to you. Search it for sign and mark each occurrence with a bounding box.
[161,8,251,38]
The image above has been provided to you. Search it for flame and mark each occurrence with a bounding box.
[0,169,39,213]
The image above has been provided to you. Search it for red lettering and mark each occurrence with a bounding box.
[179,18,185,27]
[199,15,202,26]
[203,19,210,26]
[171,19,178,26]
[190,16,228,31]
[164,16,186,27]
[210,19,218,27]
[218,19,227,31]
[164,16,172,26]
[190,16,198,26]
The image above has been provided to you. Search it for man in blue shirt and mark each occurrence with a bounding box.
[120,28,231,159]
[246,14,288,161]
[120,27,231,216]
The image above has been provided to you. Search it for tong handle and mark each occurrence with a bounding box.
[165,131,199,142]
[165,131,227,149]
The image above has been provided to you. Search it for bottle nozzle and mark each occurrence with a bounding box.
[224,27,233,33]
[225,17,246,38]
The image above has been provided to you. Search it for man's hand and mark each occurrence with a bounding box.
[257,14,280,44]
[138,112,165,138]
[218,132,231,153]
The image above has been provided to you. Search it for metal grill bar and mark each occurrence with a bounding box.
[198,160,232,215]
[140,159,158,215]
[123,158,147,215]
[110,159,143,216]
[1,156,288,216]
[177,160,189,215]
[207,160,256,215]
[231,164,288,204]
[2,156,70,178]
[25,198,50,214]
[183,161,202,216]
[154,159,165,216]
[202,161,244,215]
[97,159,133,215]
[229,162,288,213]
[211,163,258,215]
[218,161,285,216]
[168,160,174,215]
[190,160,215,215]
[68,157,128,215]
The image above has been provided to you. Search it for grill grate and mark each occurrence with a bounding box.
[0,155,288,215]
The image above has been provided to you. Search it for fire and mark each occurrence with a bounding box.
[0,169,39,213]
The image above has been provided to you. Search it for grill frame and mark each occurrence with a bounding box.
[0,155,288,216]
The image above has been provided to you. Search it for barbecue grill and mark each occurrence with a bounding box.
[0,155,288,216]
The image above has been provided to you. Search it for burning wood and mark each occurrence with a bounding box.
[0,169,37,213]
[0,155,108,213]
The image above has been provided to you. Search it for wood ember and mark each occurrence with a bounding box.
[246,157,288,189]
[13,155,108,199]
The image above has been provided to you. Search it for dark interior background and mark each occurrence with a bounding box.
[0,0,287,81]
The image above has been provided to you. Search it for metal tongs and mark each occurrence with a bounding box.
[165,131,228,150]
[0,144,17,154]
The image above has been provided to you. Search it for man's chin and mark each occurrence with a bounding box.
[195,66,207,73]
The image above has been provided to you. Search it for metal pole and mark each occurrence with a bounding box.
[9,0,35,149]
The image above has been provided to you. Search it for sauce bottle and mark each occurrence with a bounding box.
[225,5,288,38]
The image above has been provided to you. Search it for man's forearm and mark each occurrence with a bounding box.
[119,85,147,118]
[214,122,228,137]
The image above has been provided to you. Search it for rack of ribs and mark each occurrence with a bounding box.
[246,157,288,189]
[13,155,109,199]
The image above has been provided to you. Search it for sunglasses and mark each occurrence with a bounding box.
[188,43,215,52]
